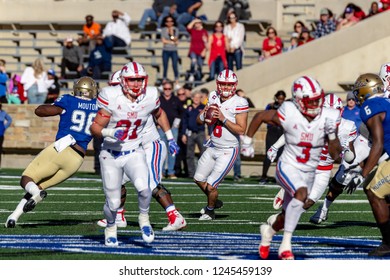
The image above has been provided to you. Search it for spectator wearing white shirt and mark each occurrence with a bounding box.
[223,11,245,71]
[103,10,131,47]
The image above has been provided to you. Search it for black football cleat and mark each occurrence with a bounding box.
[23,190,47,213]
[368,243,390,257]
[5,219,16,228]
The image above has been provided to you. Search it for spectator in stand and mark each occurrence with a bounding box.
[186,17,208,83]
[199,87,209,105]
[207,21,227,81]
[8,74,26,104]
[284,35,299,52]
[236,88,254,108]
[0,59,8,104]
[45,69,61,104]
[78,14,102,54]
[156,3,179,33]
[175,0,203,33]
[82,35,113,80]
[336,6,360,30]
[314,8,337,39]
[342,91,362,132]
[379,0,390,12]
[292,20,307,39]
[137,0,175,32]
[258,90,286,184]
[175,86,191,177]
[224,11,245,71]
[161,15,180,87]
[158,80,184,179]
[60,37,83,79]
[0,103,12,168]
[298,27,314,46]
[349,3,366,20]
[103,10,131,47]
[181,91,205,178]
[259,26,283,61]
[367,1,380,17]
[218,0,252,22]
[21,58,53,104]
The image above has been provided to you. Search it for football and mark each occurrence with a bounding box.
[205,104,219,125]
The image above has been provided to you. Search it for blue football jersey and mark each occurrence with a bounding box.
[360,97,390,155]
[53,94,98,151]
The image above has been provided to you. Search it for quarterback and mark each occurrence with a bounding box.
[194,69,249,221]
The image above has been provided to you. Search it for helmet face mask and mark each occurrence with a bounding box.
[291,76,324,118]
[216,69,238,98]
[73,76,98,100]
[120,62,148,98]
[352,73,384,105]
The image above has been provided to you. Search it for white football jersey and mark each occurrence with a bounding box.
[142,114,160,145]
[207,91,249,148]
[97,85,160,151]
[277,101,340,172]
[317,117,357,169]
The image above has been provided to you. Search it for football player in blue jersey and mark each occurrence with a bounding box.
[346,73,390,257]
[5,77,99,228]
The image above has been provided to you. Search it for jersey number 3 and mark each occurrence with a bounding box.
[296,141,312,163]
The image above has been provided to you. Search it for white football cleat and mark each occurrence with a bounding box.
[97,209,127,228]
[273,188,285,210]
[139,213,154,243]
[162,210,187,231]
[105,225,118,247]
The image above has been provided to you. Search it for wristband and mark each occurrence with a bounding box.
[328,133,336,141]
[199,112,205,122]
[165,129,174,140]
[223,118,228,125]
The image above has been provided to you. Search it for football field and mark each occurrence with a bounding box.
[0,168,388,260]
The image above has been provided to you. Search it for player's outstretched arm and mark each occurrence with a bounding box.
[246,109,279,138]
[35,104,63,117]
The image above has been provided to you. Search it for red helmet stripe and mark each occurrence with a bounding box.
[225,69,229,80]
[133,62,139,75]
[329,93,334,106]
[302,76,316,93]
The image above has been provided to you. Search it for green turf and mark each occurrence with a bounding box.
[0,168,380,259]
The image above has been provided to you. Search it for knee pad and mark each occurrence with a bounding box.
[133,178,148,193]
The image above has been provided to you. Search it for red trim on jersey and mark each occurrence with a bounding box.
[302,76,316,92]
[277,111,285,121]
[236,106,249,111]
[97,96,108,106]
[316,164,334,171]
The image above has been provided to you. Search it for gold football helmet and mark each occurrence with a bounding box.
[352,73,384,104]
[73,76,98,100]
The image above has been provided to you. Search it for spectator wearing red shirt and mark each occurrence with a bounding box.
[260,27,283,61]
[186,18,208,82]
[298,27,314,46]
[379,0,390,12]
[207,21,227,81]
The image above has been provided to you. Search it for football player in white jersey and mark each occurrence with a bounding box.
[96,70,187,231]
[194,69,249,220]
[265,94,358,223]
[90,62,179,246]
[379,62,390,98]
[241,76,344,260]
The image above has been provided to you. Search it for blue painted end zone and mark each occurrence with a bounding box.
[0,231,387,260]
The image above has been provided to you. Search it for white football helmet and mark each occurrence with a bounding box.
[108,70,121,86]
[73,76,98,100]
[216,69,238,98]
[379,62,390,93]
[324,93,343,113]
[120,61,148,98]
[291,76,324,118]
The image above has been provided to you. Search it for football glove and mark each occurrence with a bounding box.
[344,173,364,194]
[341,149,355,164]
[168,139,180,156]
[241,135,254,158]
[325,117,337,140]
[101,127,127,141]
[267,145,279,162]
